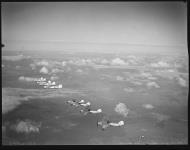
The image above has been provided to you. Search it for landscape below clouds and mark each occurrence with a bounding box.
[2,50,188,145]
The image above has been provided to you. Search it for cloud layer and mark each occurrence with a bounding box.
[2,55,30,61]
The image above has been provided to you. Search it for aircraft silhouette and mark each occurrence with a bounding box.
[66,99,102,115]
[66,99,124,131]
[97,115,124,130]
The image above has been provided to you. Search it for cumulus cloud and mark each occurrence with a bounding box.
[85,59,92,64]
[127,59,138,65]
[177,77,187,87]
[155,70,179,80]
[16,66,21,69]
[150,61,170,68]
[2,55,30,61]
[76,69,83,73]
[147,76,157,80]
[62,61,67,66]
[72,58,94,66]
[124,87,134,93]
[114,103,129,117]
[111,58,126,66]
[132,81,142,85]
[101,59,109,65]
[141,72,152,78]
[127,55,138,59]
[35,60,65,71]
[30,63,36,70]
[40,66,49,74]
[168,69,175,72]
[13,120,41,134]
[18,76,37,82]
[51,68,64,74]
[116,76,124,81]
[50,75,59,81]
[146,82,160,89]
[142,104,154,109]
[36,60,49,66]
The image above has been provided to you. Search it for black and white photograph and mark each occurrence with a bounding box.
[2,2,188,145]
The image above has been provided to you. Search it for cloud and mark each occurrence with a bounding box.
[16,66,21,69]
[127,59,138,65]
[76,69,83,73]
[132,81,142,85]
[146,82,160,89]
[155,69,179,80]
[2,55,30,61]
[30,63,36,70]
[51,68,64,74]
[126,55,139,65]
[13,120,41,134]
[124,87,134,92]
[142,104,154,109]
[35,60,65,70]
[127,55,137,59]
[116,76,124,81]
[147,76,157,80]
[18,76,37,82]
[150,61,170,68]
[36,60,49,66]
[40,66,49,74]
[141,72,152,78]
[50,75,59,81]
[115,103,129,117]
[2,64,5,68]
[101,59,109,65]
[62,61,67,66]
[69,58,95,66]
[177,77,187,87]
[111,58,126,65]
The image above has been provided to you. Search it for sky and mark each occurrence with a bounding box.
[1,2,187,53]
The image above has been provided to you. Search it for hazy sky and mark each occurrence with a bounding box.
[1,2,187,52]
